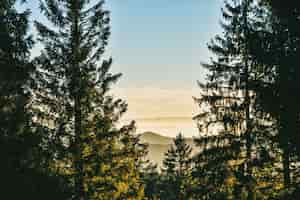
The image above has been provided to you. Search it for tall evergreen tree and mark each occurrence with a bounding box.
[0,0,70,199]
[0,0,33,141]
[249,0,300,190]
[160,133,193,200]
[34,0,145,199]
[193,0,276,199]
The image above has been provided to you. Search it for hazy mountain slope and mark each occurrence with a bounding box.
[140,132,197,168]
[146,144,171,167]
[140,132,172,145]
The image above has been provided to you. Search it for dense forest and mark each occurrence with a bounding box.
[0,0,299,199]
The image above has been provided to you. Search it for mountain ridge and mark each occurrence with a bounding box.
[139,131,197,168]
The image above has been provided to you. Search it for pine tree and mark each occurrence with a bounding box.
[34,0,145,199]
[0,0,34,146]
[141,162,161,200]
[250,0,300,192]
[0,1,33,136]
[83,118,146,199]
[0,1,70,199]
[0,0,34,196]
[160,133,193,200]
[193,0,276,199]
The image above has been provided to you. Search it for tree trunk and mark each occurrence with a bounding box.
[72,1,84,199]
[283,146,291,187]
[243,1,255,199]
[279,60,291,188]
[75,96,84,200]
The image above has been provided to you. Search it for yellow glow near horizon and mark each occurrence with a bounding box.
[113,86,200,137]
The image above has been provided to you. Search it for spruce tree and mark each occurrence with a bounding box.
[0,0,70,199]
[141,162,161,200]
[34,0,145,199]
[250,0,300,192]
[193,0,276,199]
[0,0,35,197]
[160,133,193,200]
[0,0,34,147]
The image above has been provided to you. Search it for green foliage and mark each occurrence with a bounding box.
[0,0,69,199]
[160,133,194,200]
[141,162,161,200]
[34,0,145,199]
[255,0,300,189]
[193,0,280,199]
[1,0,300,199]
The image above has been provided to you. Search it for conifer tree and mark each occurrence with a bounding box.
[160,133,193,200]
[193,0,276,199]
[0,0,34,151]
[0,0,70,199]
[250,0,300,192]
[34,0,145,199]
[0,0,35,196]
[141,162,161,200]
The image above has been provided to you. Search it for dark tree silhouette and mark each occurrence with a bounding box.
[0,0,69,199]
[250,0,300,192]
[160,133,193,200]
[194,0,278,199]
[34,0,145,199]
[141,162,161,200]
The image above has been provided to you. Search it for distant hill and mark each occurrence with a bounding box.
[139,132,173,145]
[139,132,197,168]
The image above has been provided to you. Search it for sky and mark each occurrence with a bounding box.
[22,0,223,137]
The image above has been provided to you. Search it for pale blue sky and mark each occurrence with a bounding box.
[20,0,224,136]
[106,0,223,87]
[22,0,223,87]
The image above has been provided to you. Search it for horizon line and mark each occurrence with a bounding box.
[124,116,195,121]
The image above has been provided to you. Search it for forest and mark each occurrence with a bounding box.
[1,0,300,199]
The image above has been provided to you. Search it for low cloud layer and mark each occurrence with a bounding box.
[113,86,200,137]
